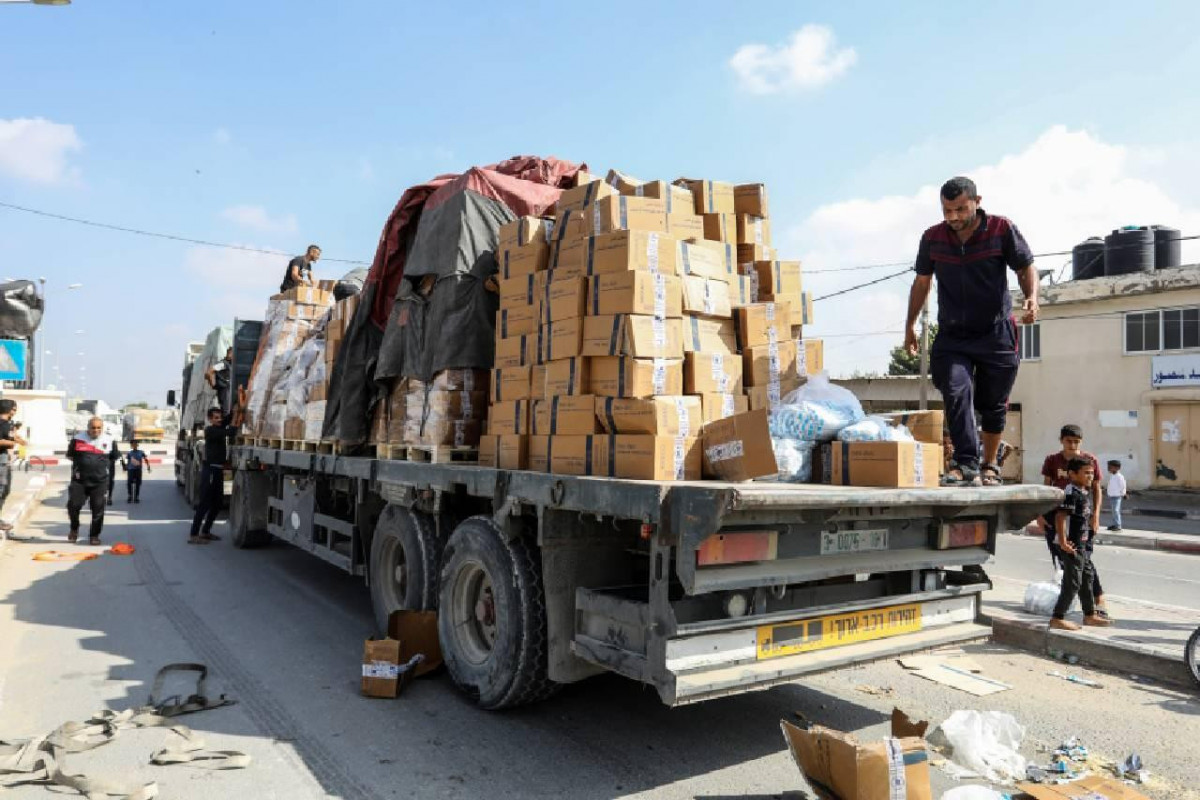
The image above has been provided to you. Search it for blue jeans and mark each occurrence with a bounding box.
[1109,496,1123,529]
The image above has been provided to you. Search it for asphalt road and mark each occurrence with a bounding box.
[1,470,1197,800]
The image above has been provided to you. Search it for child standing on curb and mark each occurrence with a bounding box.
[1050,458,1114,631]
[1106,460,1127,532]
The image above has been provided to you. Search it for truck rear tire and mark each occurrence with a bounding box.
[369,506,439,632]
[230,470,271,549]
[438,516,558,710]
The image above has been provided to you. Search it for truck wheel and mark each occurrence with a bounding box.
[230,470,271,549]
[438,516,558,710]
[369,506,439,632]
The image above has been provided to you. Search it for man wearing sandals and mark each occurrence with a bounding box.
[189,406,237,545]
[904,176,1039,486]
[66,417,119,545]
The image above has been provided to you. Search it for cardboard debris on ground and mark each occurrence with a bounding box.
[387,610,443,677]
[898,653,1011,696]
[1016,775,1152,800]
[361,637,404,698]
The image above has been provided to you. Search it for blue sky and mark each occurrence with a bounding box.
[3,0,1200,405]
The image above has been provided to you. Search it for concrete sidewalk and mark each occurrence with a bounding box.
[0,467,54,542]
[982,570,1200,688]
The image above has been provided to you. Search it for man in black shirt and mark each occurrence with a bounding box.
[0,399,28,533]
[189,406,237,545]
[280,244,321,292]
[206,347,234,414]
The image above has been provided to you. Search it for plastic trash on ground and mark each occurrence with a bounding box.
[932,710,1027,785]
[837,415,916,443]
[768,372,865,442]
[939,788,1006,800]
[1023,576,1079,617]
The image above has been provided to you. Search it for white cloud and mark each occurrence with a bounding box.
[730,25,856,94]
[793,125,1200,376]
[220,204,298,234]
[0,117,82,184]
[184,245,287,320]
[214,127,232,145]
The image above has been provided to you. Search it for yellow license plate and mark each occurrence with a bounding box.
[756,603,922,660]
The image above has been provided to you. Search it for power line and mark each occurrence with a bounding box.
[0,200,369,265]
[812,268,912,302]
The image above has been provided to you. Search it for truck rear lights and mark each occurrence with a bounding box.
[697,530,778,566]
[938,520,987,549]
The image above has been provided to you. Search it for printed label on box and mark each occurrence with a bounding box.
[362,661,400,679]
[706,440,745,463]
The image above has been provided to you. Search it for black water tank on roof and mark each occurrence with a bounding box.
[1152,225,1182,270]
[1071,237,1105,280]
[1104,227,1155,276]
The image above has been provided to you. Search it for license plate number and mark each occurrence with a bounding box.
[820,528,888,555]
[756,602,922,660]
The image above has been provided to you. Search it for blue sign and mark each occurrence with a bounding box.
[0,339,28,382]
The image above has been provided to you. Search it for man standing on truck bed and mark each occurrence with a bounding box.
[189,406,238,545]
[67,417,119,545]
[904,176,1039,487]
[280,244,321,292]
[206,346,233,414]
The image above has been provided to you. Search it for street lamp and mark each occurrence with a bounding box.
[32,280,83,391]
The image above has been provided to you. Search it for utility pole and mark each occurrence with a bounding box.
[918,299,930,410]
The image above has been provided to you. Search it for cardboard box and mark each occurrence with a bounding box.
[488,400,532,436]
[587,357,684,398]
[551,207,590,245]
[555,230,682,279]
[539,275,588,324]
[496,304,539,338]
[532,395,600,436]
[427,368,490,392]
[591,435,702,480]
[681,276,733,319]
[361,638,403,698]
[545,434,593,476]
[829,441,942,488]
[497,273,544,307]
[736,214,772,247]
[728,275,755,307]
[386,610,443,678]
[682,315,739,355]
[747,377,803,411]
[543,357,588,396]
[498,240,550,280]
[494,333,535,368]
[528,435,549,472]
[491,366,532,403]
[626,180,695,216]
[666,213,705,242]
[751,260,803,300]
[539,316,585,361]
[735,302,793,349]
[410,418,483,447]
[587,272,683,318]
[881,410,944,445]
[595,396,702,437]
[685,351,744,394]
[419,390,488,421]
[699,392,749,424]
[604,168,643,195]
[686,179,736,215]
[680,240,737,283]
[737,243,777,266]
[282,286,336,307]
[796,337,824,377]
[498,216,555,249]
[556,179,617,213]
[530,364,546,398]
[702,409,778,481]
[795,291,814,326]
[581,315,684,359]
[584,196,669,237]
[1016,776,1151,800]
[743,340,798,386]
[781,717,932,800]
[734,183,769,217]
[479,434,529,470]
[702,213,737,242]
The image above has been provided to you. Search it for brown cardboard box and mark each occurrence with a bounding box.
[581,315,684,359]
[734,183,769,217]
[796,337,824,377]
[701,409,778,481]
[528,435,549,472]
[530,364,546,398]
[595,396,702,436]
[795,291,814,326]
[498,240,550,280]
[497,273,545,307]
[881,410,944,445]
[685,351,744,394]
[702,213,737,242]
[540,316,585,361]
[1016,776,1151,800]
[545,434,592,476]
[752,261,803,300]
[491,366,532,403]
[587,357,684,398]
[737,243,777,266]
[781,718,932,800]
[591,435,702,480]
[494,333,535,368]
[736,215,772,247]
[410,418,483,447]
[555,230,682,279]
[735,302,793,349]
[419,390,488,421]
[489,400,532,436]
[478,434,498,466]
[681,276,733,319]
[743,340,798,386]
[479,434,529,470]
[496,304,539,338]
[361,638,403,698]
[386,610,443,678]
[604,168,643,194]
[532,395,600,436]
[682,315,739,354]
[680,240,738,283]
[499,216,555,249]
[427,368,490,392]
[587,272,683,318]
[728,275,755,307]
[699,392,750,424]
[666,213,705,242]
[543,357,588,396]
[747,378,803,411]
[310,382,328,403]
[686,179,736,215]
[556,179,617,213]
[540,275,588,323]
[829,441,942,488]
[551,207,590,245]
[584,196,669,237]
[626,180,695,216]
[282,286,336,306]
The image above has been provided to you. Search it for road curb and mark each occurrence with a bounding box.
[983,610,1194,688]
[1014,528,1200,557]
[0,473,53,546]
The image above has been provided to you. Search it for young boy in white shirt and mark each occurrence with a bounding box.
[1106,460,1127,532]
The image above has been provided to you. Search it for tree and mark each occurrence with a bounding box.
[123,401,150,411]
[887,324,937,376]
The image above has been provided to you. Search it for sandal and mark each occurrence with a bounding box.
[940,460,982,487]
[88,537,101,546]
[187,536,211,545]
[67,531,79,544]
[199,533,222,542]
[980,462,1003,486]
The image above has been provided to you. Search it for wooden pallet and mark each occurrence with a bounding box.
[400,445,479,464]
[254,437,282,450]
[376,443,407,461]
[315,440,335,454]
[282,439,319,452]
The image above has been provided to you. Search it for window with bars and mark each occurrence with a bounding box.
[1019,323,1040,360]
[1125,307,1200,353]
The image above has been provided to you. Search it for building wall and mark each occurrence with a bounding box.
[1010,284,1200,489]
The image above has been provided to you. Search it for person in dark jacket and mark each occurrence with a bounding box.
[123,439,151,503]
[189,406,237,545]
[67,417,119,545]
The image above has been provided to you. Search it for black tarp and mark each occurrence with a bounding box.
[0,280,44,339]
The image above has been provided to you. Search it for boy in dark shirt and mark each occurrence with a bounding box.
[123,440,151,503]
[1050,458,1114,631]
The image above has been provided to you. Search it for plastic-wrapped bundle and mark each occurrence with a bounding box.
[836,415,915,443]
[762,439,816,483]
[768,372,864,442]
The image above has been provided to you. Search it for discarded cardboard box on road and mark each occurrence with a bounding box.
[1016,775,1151,800]
[387,610,443,677]
[361,637,403,698]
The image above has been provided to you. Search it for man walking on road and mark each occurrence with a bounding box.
[0,399,28,532]
[67,417,118,545]
[189,407,237,545]
[280,244,321,292]
[905,176,1039,486]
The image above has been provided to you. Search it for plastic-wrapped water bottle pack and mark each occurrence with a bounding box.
[766,372,865,442]
[836,415,915,443]
[764,439,816,483]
